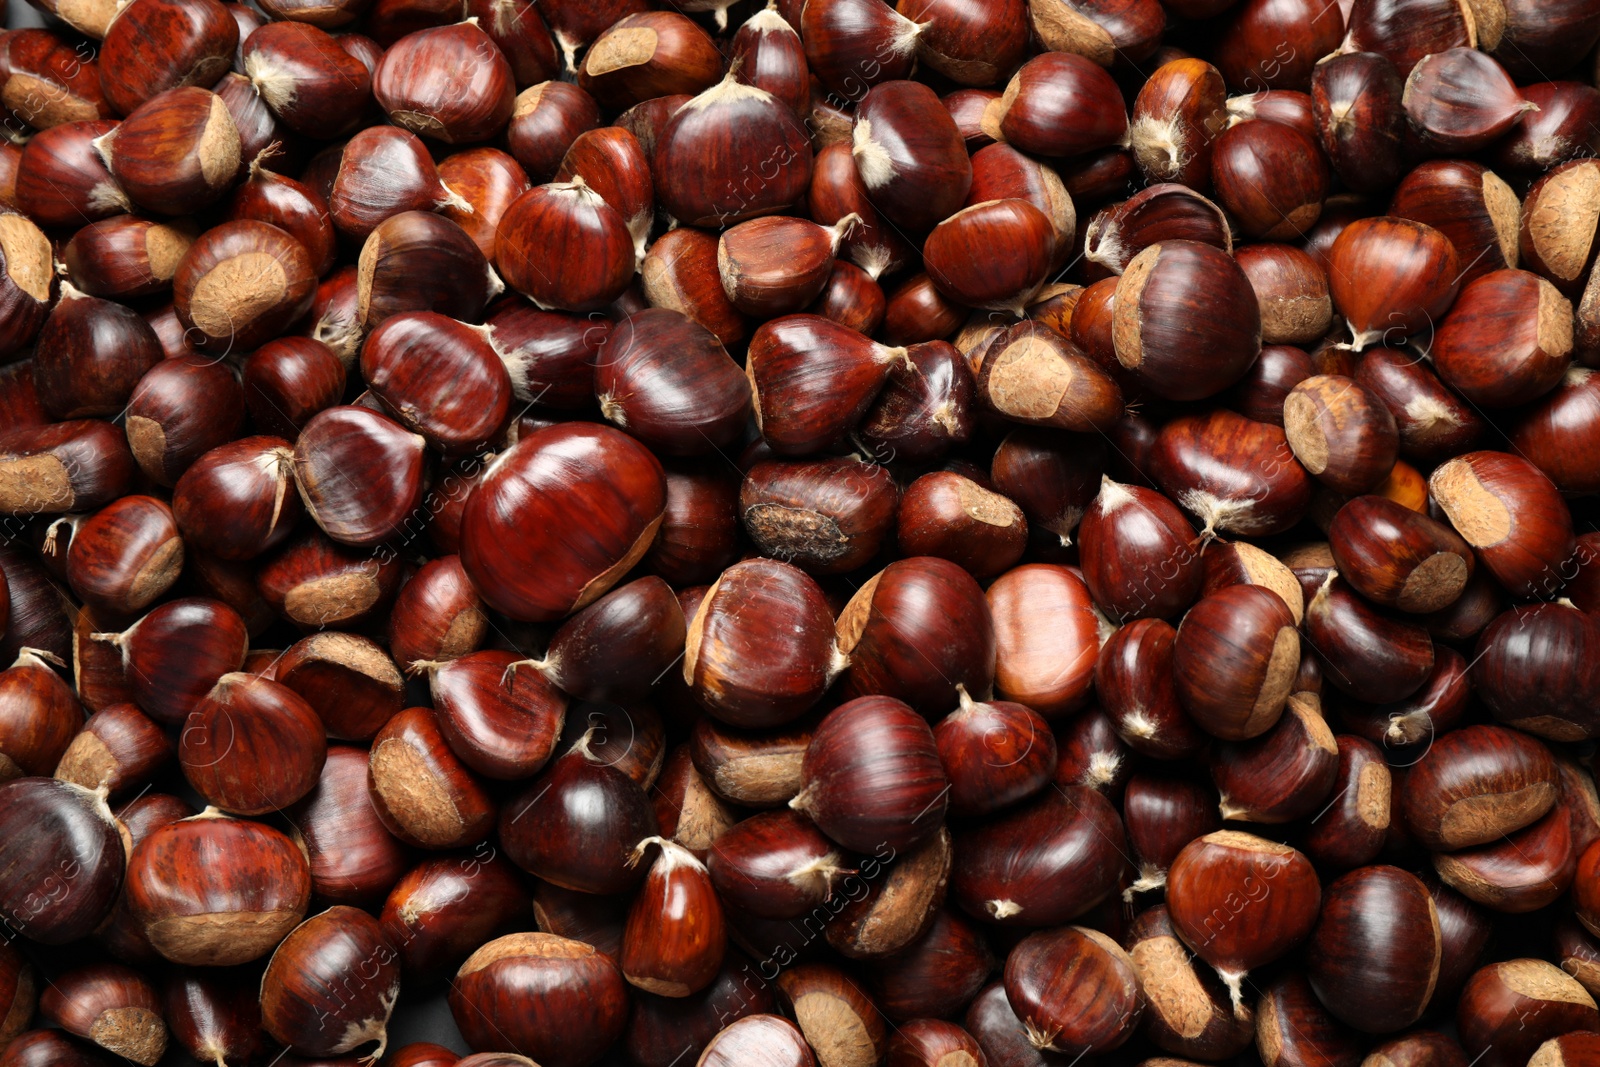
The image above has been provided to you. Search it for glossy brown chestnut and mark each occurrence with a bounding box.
[54,701,169,795]
[1329,495,1474,613]
[1472,602,1600,742]
[163,971,263,1067]
[32,287,164,420]
[179,672,326,815]
[368,705,494,850]
[125,807,310,966]
[976,321,1124,433]
[1126,904,1253,1061]
[935,686,1056,818]
[992,52,1129,160]
[1305,866,1441,1032]
[1456,960,1600,1067]
[37,963,165,1066]
[1167,831,1321,1007]
[986,563,1101,719]
[1400,724,1559,851]
[65,495,181,618]
[1173,584,1299,741]
[1302,735,1391,871]
[951,784,1125,926]
[0,777,124,944]
[1079,476,1203,621]
[1255,970,1364,1067]
[261,906,401,1060]
[896,471,1028,581]
[379,851,528,979]
[419,650,565,781]
[1433,797,1576,913]
[1150,408,1312,538]
[0,648,82,781]
[288,745,409,904]
[774,963,889,1067]
[1211,119,1328,241]
[293,405,426,548]
[1306,575,1435,705]
[594,308,751,456]
[1429,450,1576,600]
[1004,925,1142,1055]
[1211,694,1337,823]
[1327,217,1460,349]
[739,457,897,576]
[1282,374,1399,495]
[373,20,514,144]
[689,717,810,809]
[449,932,627,1067]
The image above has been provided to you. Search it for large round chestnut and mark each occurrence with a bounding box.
[1173,584,1300,741]
[461,422,666,623]
[1003,926,1142,1055]
[380,853,530,978]
[834,556,995,717]
[125,808,310,966]
[1399,724,1559,852]
[261,906,401,1060]
[449,932,628,1067]
[1304,865,1441,1032]
[372,20,515,143]
[935,687,1055,818]
[1165,830,1321,1007]
[367,706,495,851]
[178,672,327,815]
[951,785,1125,926]
[287,745,409,904]
[1429,450,1576,601]
[684,558,839,730]
[0,777,124,944]
[1457,960,1600,1067]
[1078,476,1203,621]
[791,695,948,854]
[172,220,316,354]
[986,563,1101,718]
[1472,602,1600,741]
[595,308,752,456]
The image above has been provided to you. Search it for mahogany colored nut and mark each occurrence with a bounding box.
[739,457,897,576]
[1005,926,1143,1055]
[706,810,846,920]
[1327,217,1460,349]
[65,495,183,617]
[172,435,300,562]
[1282,374,1399,495]
[896,471,1027,581]
[698,1015,814,1067]
[1149,409,1315,536]
[1211,119,1328,240]
[1508,368,1600,495]
[482,301,609,410]
[1390,162,1520,294]
[1352,346,1484,466]
[1428,450,1576,600]
[1126,904,1254,1061]
[1256,971,1364,1067]
[437,147,531,261]
[850,77,971,235]
[717,215,854,319]
[0,420,136,518]
[0,647,82,781]
[242,338,346,440]
[330,126,471,240]
[1457,960,1600,1067]
[286,745,408,905]
[653,73,811,228]
[97,87,238,216]
[935,687,1055,818]
[1431,269,1573,408]
[1306,576,1435,705]
[791,695,948,854]
[164,972,266,1067]
[1055,708,1132,800]
[125,808,310,966]
[54,701,170,794]
[1362,1031,1469,1067]
[992,52,1129,159]
[172,220,315,353]
[774,963,890,1067]
[951,785,1125,926]
[180,672,326,815]
[261,906,401,1060]
[98,0,239,116]
[63,216,193,299]
[38,963,165,1066]
[1211,694,1337,823]
[1127,58,1228,189]
[577,11,721,112]
[1302,736,1391,871]
[924,199,1054,314]
[293,406,427,549]
[1235,245,1332,348]
[519,577,685,704]
[373,21,515,144]
[1083,183,1233,279]
[361,312,512,455]
[239,21,371,140]
[1304,866,1441,1033]
[499,739,657,894]
[1097,621,1207,761]
[13,120,130,229]
[368,705,495,850]
[1472,602,1600,742]
[989,427,1106,547]
[357,211,500,332]
[1113,240,1262,401]
[1329,495,1473,613]
[621,837,725,998]
[0,778,125,944]
[273,632,402,741]
[125,356,246,487]
[1403,48,1533,154]
[595,308,752,456]
[985,562,1099,718]
[380,853,529,978]
[1432,797,1576,913]
[506,81,601,181]
[449,933,628,1067]
[1400,723,1558,851]
[1173,584,1299,741]
[1079,476,1203,621]
[98,597,248,725]
[1165,831,1321,1005]
[858,339,974,464]
[387,556,486,667]
[461,421,665,619]
[975,321,1125,433]
[641,228,748,347]
[417,651,564,782]
[32,288,164,421]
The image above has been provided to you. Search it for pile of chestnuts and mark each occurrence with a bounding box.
[4,0,1600,1064]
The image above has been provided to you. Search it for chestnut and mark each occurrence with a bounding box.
[1173,584,1299,741]
[289,745,409,904]
[774,963,889,1067]
[992,52,1129,160]
[417,650,565,781]
[1211,119,1328,241]
[368,705,495,850]
[1005,926,1142,1055]
[125,356,246,487]
[172,435,301,562]
[1098,620,1207,760]
[1433,269,1573,408]
[1433,798,1576,913]
[32,287,164,421]
[594,308,752,456]
[179,672,327,815]
[0,647,83,781]
[164,971,263,1067]
[449,932,628,1067]
[173,219,316,353]
[1211,694,1337,823]
[1389,159,1521,288]
[1166,830,1321,1006]
[1079,476,1203,621]
[1399,724,1559,852]
[739,457,897,575]
[0,420,136,518]
[54,701,169,795]
[1305,865,1441,1032]
[1457,960,1600,1067]
[460,422,665,623]
[1403,48,1533,153]
[1126,905,1253,1060]
[689,717,809,809]
[1328,495,1473,613]
[0,777,125,944]
[520,576,685,704]
[97,0,238,116]
[261,906,402,1060]
[975,320,1124,433]
[373,20,514,144]
[699,1015,814,1067]
[1302,735,1391,871]
[791,695,948,854]
[1150,409,1313,538]
[934,686,1055,818]
[685,558,839,729]
[1328,217,1461,349]
[380,852,530,979]
[858,339,975,464]
[37,964,166,1066]
[951,785,1125,926]
[98,87,239,216]
[987,563,1101,719]
[1304,576,1435,705]
[499,737,656,894]
[1473,602,1600,742]
[1428,450,1576,600]
[125,807,310,966]
[896,471,1028,580]
[65,495,183,618]
[1255,971,1363,1067]
[621,837,725,998]
[97,597,248,725]
[1283,374,1399,495]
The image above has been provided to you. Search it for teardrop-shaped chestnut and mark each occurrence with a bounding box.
[1126,904,1253,1060]
[1173,584,1300,741]
[1329,495,1474,614]
[593,308,752,456]
[1429,451,1576,601]
[293,405,427,548]
[180,672,327,815]
[361,312,513,456]
[100,597,249,725]
[420,650,566,781]
[621,837,726,998]
[976,320,1125,433]
[934,685,1055,818]
[515,576,686,703]
[379,852,530,978]
[896,471,1028,581]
